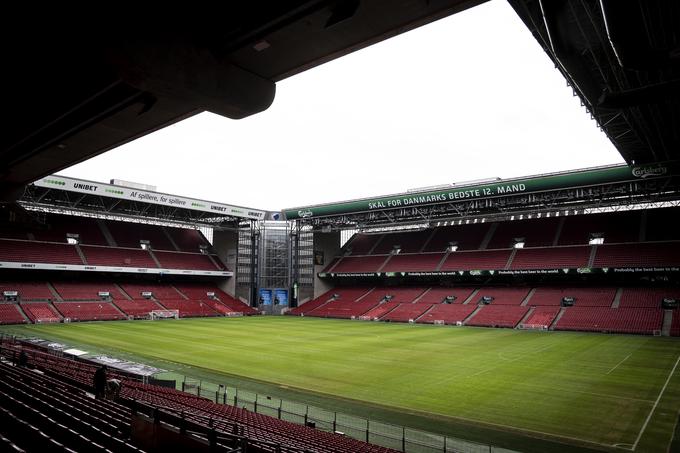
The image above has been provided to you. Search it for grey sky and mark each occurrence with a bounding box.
[61,0,623,212]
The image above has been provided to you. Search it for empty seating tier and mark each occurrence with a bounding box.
[466,306,530,328]
[381,253,444,272]
[472,288,530,305]
[20,303,61,323]
[593,242,680,268]
[417,304,477,324]
[0,304,27,324]
[80,246,158,268]
[520,307,560,329]
[52,281,128,300]
[619,288,680,308]
[554,307,663,335]
[440,250,511,271]
[510,246,590,270]
[54,302,126,322]
[331,256,390,273]
[529,287,616,307]
[154,251,222,270]
[0,239,83,265]
[381,304,432,322]
[0,282,53,300]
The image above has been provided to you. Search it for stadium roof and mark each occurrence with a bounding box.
[1,1,678,204]
[20,175,267,227]
[284,161,680,227]
[0,1,484,202]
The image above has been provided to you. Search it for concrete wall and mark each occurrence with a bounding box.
[212,229,239,297]
[312,231,341,300]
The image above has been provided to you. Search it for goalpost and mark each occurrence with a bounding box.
[149,309,179,320]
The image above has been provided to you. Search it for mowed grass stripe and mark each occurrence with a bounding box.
[2,316,679,449]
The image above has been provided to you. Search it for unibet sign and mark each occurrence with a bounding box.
[35,176,265,220]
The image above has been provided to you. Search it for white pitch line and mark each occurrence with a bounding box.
[631,354,680,451]
[606,353,632,375]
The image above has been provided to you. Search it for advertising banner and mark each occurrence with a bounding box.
[285,162,677,219]
[34,175,266,220]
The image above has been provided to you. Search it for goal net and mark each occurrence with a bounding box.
[149,309,179,320]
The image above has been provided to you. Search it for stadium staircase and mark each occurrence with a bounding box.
[517,307,535,326]
[75,244,89,264]
[46,282,63,301]
[520,288,536,306]
[462,305,484,325]
[611,288,623,308]
[549,307,567,330]
[98,219,117,247]
[662,310,673,336]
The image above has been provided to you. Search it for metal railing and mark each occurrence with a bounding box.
[180,378,518,453]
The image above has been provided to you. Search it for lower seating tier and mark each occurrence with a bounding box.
[553,307,663,335]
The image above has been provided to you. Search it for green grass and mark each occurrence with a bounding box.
[2,317,679,452]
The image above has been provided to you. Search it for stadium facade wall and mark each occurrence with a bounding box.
[212,229,239,297]
[313,231,341,300]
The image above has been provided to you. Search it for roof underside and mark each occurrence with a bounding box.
[509,0,680,165]
[0,0,484,201]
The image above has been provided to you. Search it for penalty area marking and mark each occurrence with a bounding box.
[631,354,680,451]
[606,353,632,375]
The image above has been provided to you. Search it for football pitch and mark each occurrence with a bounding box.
[2,316,679,452]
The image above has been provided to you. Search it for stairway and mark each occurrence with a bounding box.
[661,310,673,336]
[463,305,484,324]
[97,220,117,247]
[462,289,480,305]
[74,244,88,265]
[611,288,623,308]
[550,307,567,330]
[46,282,63,301]
[162,228,181,251]
[520,288,536,306]
[516,307,535,328]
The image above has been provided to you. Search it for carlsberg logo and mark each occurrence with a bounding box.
[632,165,667,178]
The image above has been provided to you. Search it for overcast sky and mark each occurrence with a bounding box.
[60,0,623,212]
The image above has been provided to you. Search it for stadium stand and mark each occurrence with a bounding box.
[0,304,27,325]
[0,239,84,265]
[361,301,400,320]
[54,302,126,322]
[106,220,175,250]
[31,214,108,245]
[52,281,128,301]
[0,281,54,300]
[510,246,590,270]
[520,306,560,329]
[529,287,616,307]
[154,250,223,270]
[593,242,680,268]
[486,217,560,248]
[415,287,476,304]
[416,304,477,324]
[466,305,530,328]
[165,227,211,252]
[439,249,511,271]
[80,246,158,268]
[119,283,183,300]
[554,307,663,335]
[671,312,680,337]
[619,288,680,308]
[330,255,390,273]
[558,211,641,245]
[111,299,163,318]
[380,303,432,322]
[345,234,383,255]
[380,253,444,272]
[173,283,258,314]
[20,303,61,323]
[371,230,432,254]
[422,223,490,252]
[156,299,220,318]
[472,288,530,305]
[0,339,397,453]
